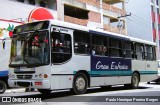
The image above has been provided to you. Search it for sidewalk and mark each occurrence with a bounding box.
[5,88,37,93]
[5,88,25,93]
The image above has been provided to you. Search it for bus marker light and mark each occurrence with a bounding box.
[39,74,42,78]
[35,75,38,78]
[44,74,48,78]
[12,75,15,78]
[35,82,42,86]
[69,78,72,80]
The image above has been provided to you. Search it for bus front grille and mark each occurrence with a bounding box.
[17,75,32,79]
[17,82,30,87]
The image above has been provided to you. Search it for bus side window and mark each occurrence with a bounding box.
[74,31,90,55]
[123,41,132,59]
[51,30,72,64]
[92,34,108,56]
[145,45,154,61]
[135,43,145,60]
[109,38,122,57]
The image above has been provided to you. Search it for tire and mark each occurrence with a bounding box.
[72,73,88,95]
[38,89,52,94]
[0,80,7,94]
[131,73,140,89]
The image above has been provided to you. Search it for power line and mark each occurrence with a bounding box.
[127,17,151,29]
[131,13,151,24]
[129,15,151,26]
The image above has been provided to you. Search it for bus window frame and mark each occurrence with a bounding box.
[51,28,72,65]
[73,30,91,56]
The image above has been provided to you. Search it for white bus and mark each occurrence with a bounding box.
[8,20,158,94]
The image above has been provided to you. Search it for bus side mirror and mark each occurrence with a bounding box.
[2,39,5,49]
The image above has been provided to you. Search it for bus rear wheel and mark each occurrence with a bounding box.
[72,73,88,95]
[131,73,140,89]
[0,80,7,94]
[38,89,52,94]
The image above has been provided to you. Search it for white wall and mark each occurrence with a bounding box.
[0,0,57,22]
[126,0,153,41]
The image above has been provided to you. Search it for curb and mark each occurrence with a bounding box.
[5,88,25,93]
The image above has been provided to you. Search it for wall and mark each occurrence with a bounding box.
[126,0,152,41]
[0,0,57,22]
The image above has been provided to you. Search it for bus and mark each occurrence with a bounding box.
[8,20,158,94]
[0,39,11,94]
[0,19,21,94]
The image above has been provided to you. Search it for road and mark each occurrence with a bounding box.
[0,82,160,105]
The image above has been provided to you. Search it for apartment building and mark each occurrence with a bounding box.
[58,0,126,35]
[0,0,127,40]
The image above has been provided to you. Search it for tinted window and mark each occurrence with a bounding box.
[74,31,90,54]
[51,31,72,64]
[109,38,122,57]
[92,35,108,56]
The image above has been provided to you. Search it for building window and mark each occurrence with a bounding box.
[103,16,110,25]
[157,8,159,14]
[28,0,35,5]
[151,5,154,12]
[39,0,46,7]
[156,0,159,5]
[17,0,24,2]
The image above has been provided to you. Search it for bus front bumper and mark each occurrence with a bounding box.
[8,79,50,89]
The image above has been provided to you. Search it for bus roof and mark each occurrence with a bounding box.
[31,20,157,46]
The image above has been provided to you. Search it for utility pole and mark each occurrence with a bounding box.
[117,13,131,34]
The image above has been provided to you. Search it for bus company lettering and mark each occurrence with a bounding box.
[111,62,128,70]
[96,61,128,70]
[96,61,109,69]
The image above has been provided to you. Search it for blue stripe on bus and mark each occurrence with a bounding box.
[74,70,157,76]
[0,70,9,77]
[89,30,130,41]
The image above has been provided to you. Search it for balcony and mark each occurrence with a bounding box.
[76,0,100,7]
[103,0,124,4]
[103,3,126,17]
[64,16,88,26]
[103,24,127,35]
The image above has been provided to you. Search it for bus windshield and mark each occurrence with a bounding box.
[9,30,50,68]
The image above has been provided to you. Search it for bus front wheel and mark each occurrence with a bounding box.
[38,89,52,94]
[131,72,140,89]
[72,73,88,95]
[0,80,7,94]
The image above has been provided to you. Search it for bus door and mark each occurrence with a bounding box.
[132,43,145,75]
[145,45,157,80]
[50,26,73,89]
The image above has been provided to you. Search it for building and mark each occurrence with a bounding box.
[0,0,127,40]
[58,0,126,35]
[126,0,160,58]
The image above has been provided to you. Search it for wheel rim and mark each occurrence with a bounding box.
[133,75,139,87]
[75,76,86,91]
